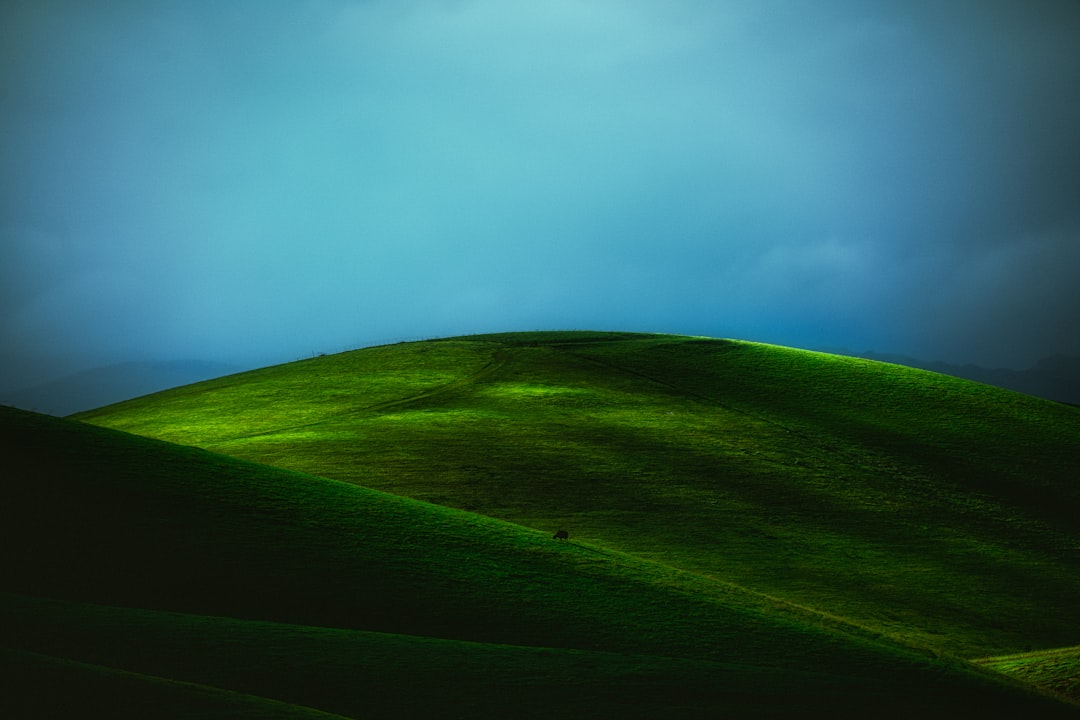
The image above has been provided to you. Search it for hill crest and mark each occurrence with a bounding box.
[9,403,1075,715]
[73,331,1080,660]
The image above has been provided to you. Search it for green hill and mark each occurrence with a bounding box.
[1,403,1074,717]
[75,331,1080,661]
[975,645,1080,704]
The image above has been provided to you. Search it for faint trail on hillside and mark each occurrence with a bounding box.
[361,349,509,414]
[558,533,904,654]
[220,350,509,442]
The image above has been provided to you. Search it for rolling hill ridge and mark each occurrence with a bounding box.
[75,332,1080,659]
[5,330,1078,715]
[6,402,1072,716]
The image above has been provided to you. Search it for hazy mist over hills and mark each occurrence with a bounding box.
[821,350,1080,407]
[0,360,241,416]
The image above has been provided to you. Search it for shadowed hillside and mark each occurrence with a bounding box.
[5,404,1074,716]
[75,331,1080,664]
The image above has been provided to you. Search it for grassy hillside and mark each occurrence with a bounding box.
[975,645,1080,704]
[2,646,350,720]
[2,404,1074,717]
[75,331,1080,661]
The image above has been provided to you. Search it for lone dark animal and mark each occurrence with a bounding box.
[553,529,569,541]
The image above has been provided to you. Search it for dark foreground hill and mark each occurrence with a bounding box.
[1,403,1074,717]
[76,332,1080,662]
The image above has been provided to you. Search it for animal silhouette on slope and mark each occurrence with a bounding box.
[553,529,569,541]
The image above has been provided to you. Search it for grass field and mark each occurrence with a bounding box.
[3,403,1074,717]
[76,332,1080,658]
[5,331,1078,715]
[975,645,1080,704]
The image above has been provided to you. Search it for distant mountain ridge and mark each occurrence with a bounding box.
[0,360,242,416]
[819,350,1080,406]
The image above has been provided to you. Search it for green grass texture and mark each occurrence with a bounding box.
[2,403,1074,717]
[75,332,1080,661]
[975,645,1080,704]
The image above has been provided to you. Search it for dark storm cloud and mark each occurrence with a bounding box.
[3,0,1079,391]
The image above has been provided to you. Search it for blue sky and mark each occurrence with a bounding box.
[3,1,1079,389]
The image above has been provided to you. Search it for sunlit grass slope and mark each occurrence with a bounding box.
[77,331,1080,661]
[3,405,1073,717]
[974,645,1080,704]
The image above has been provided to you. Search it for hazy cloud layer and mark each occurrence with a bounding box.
[3,1,1079,388]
